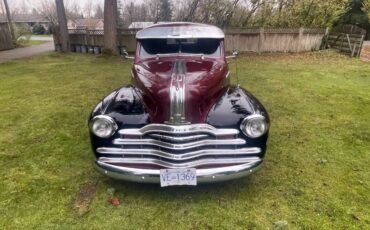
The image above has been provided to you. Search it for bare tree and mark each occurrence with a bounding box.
[55,0,70,52]
[84,1,94,19]
[3,0,15,43]
[104,0,118,54]
[38,0,58,25]
[94,4,104,19]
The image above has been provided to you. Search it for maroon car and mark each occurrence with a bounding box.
[89,23,269,186]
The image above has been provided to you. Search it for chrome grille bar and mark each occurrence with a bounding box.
[119,124,239,136]
[98,156,261,169]
[113,138,246,150]
[148,133,208,142]
[97,147,261,160]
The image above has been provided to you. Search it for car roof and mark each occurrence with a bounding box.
[136,22,225,39]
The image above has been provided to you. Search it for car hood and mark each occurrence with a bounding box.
[132,57,228,123]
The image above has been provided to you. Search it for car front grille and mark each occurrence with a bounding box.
[96,124,261,169]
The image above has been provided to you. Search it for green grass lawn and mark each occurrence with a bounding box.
[16,39,44,47]
[0,51,369,229]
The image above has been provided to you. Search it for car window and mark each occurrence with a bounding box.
[139,39,222,58]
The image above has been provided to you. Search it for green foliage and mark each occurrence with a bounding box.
[230,0,348,28]
[337,0,369,28]
[13,24,32,47]
[0,52,369,229]
[32,24,46,35]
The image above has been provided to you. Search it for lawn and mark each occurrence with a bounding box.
[0,51,369,229]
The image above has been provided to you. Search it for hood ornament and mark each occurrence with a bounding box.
[166,60,190,125]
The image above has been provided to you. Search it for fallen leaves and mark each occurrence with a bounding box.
[72,180,98,216]
[107,197,121,206]
[107,187,121,207]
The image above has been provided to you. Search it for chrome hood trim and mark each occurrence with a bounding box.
[166,60,188,124]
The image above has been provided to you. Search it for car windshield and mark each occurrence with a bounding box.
[139,38,221,58]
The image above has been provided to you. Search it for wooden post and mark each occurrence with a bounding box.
[258,28,264,54]
[104,0,119,55]
[3,0,15,44]
[339,34,345,52]
[322,27,330,49]
[297,27,304,52]
[351,44,357,57]
[357,35,365,57]
[346,34,352,53]
[55,0,70,52]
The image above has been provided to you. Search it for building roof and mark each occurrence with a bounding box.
[136,22,225,39]
[68,18,104,29]
[128,22,155,29]
[0,14,48,23]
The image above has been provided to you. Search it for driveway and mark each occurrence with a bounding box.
[30,36,54,42]
[0,39,54,63]
[360,41,370,61]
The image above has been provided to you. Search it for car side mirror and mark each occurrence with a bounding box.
[121,49,134,60]
[226,51,238,59]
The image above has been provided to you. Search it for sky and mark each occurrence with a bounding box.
[3,0,104,13]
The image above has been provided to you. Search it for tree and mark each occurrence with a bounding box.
[55,0,70,52]
[3,0,15,44]
[338,0,369,28]
[32,24,46,34]
[94,5,104,19]
[104,0,118,54]
[159,0,172,21]
[38,0,58,26]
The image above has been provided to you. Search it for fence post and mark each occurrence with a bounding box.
[351,44,357,57]
[346,34,352,53]
[258,28,264,53]
[296,27,304,52]
[322,27,330,49]
[357,35,365,57]
[340,34,345,52]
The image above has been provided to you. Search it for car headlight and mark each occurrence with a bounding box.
[240,114,268,138]
[90,115,117,138]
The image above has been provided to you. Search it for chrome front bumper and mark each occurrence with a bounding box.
[95,157,263,183]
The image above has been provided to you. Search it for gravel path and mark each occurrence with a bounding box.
[0,42,54,63]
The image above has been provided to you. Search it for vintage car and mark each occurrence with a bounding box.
[89,22,269,186]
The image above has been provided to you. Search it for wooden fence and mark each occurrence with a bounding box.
[225,28,326,53]
[54,27,327,54]
[0,22,13,51]
[324,25,366,57]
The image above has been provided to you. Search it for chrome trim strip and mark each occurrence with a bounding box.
[95,159,262,183]
[119,123,239,136]
[96,147,261,160]
[113,138,246,150]
[148,133,208,142]
[167,60,187,124]
[98,156,260,169]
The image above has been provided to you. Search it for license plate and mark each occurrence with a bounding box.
[160,168,197,187]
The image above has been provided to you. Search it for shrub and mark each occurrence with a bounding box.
[32,24,46,34]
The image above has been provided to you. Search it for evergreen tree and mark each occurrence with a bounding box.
[159,0,172,21]
[338,0,369,28]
